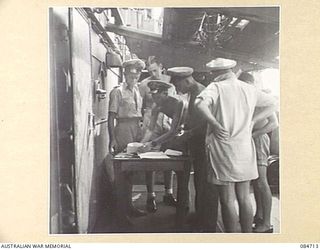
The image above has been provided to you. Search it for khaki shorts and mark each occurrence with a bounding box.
[254,134,270,167]
[115,118,142,152]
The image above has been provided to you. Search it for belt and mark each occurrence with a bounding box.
[116,117,141,122]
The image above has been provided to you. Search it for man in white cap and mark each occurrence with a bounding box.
[139,56,177,213]
[194,58,278,233]
[167,66,218,232]
[108,58,147,226]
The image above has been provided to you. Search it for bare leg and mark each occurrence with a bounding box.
[254,165,272,231]
[235,181,254,233]
[253,179,263,221]
[164,170,173,193]
[145,171,156,212]
[218,183,238,233]
[163,171,177,206]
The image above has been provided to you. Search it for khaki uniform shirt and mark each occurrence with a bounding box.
[109,82,142,118]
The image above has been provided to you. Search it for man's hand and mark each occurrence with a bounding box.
[195,98,229,141]
[143,141,153,152]
[109,139,117,154]
[213,123,229,140]
[137,142,152,153]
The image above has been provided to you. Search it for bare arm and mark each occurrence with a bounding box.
[252,113,278,138]
[194,98,229,140]
[162,115,171,132]
[151,101,184,145]
[140,106,160,143]
[108,88,120,153]
[254,91,279,123]
[141,130,153,143]
[140,86,147,116]
[108,112,117,153]
[252,105,278,124]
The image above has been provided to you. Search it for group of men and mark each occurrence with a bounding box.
[107,55,278,233]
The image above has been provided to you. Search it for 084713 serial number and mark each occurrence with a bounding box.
[300,244,319,248]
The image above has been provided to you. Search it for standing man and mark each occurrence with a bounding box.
[139,56,177,213]
[194,58,278,233]
[108,58,147,226]
[238,71,279,233]
[140,80,190,227]
[166,67,218,232]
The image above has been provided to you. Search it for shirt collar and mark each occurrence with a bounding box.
[213,71,236,82]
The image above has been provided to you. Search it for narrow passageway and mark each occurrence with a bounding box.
[49,7,280,234]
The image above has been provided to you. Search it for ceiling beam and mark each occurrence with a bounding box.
[103,16,278,68]
[104,23,163,43]
[124,35,279,69]
[179,7,279,24]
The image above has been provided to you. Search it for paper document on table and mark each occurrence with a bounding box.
[164,149,183,156]
[138,152,170,159]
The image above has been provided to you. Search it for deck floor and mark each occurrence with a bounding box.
[93,174,280,234]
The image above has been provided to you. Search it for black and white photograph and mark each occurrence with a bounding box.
[49,7,280,234]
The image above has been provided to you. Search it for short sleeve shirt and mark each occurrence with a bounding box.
[197,72,260,182]
[109,82,142,118]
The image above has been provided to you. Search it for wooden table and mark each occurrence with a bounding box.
[112,156,191,229]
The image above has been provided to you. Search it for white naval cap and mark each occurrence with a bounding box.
[123,59,145,73]
[206,58,237,71]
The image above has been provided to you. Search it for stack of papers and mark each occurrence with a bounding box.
[114,153,139,158]
[138,152,170,159]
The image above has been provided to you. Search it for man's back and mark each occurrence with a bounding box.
[197,72,259,181]
[207,75,257,141]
